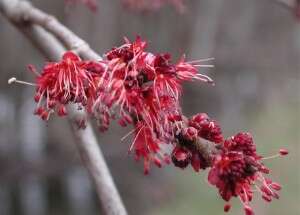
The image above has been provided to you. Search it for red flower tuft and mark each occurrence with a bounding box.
[208,132,282,215]
[132,121,167,174]
[33,51,103,121]
[189,113,223,143]
[171,146,191,169]
[91,37,214,171]
[94,37,212,124]
[18,36,286,215]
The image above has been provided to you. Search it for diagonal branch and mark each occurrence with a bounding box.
[0,0,101,60]
[271,0,295,10]
[0,0,127,215]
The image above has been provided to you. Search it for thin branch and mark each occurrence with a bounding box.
[0,0,127,214]
[67,106,128,215]
[271,0,295,10]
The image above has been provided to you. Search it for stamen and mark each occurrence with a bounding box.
[129,125,144,151]
[224,203,231,212]
[193,64,215,68]
[121,127,138,142]
[279,149,288,156]
[187,57,215,64]
[8,77,36,86]
[262,149,288,160]
[261,154,280,160]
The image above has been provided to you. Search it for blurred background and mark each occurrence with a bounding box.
[0,0,299,214]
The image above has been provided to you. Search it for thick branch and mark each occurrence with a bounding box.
[0,1,127,215]
[0,0,100,60]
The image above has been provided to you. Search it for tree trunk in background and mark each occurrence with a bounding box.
[184,0,224,115]
[19,89,47,215]
[65,168,95,215]
[0,94,15,214]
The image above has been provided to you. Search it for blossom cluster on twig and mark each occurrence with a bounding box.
[9,37,288,215]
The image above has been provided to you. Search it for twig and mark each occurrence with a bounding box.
[0,0,127,214]
[271,0,295,10]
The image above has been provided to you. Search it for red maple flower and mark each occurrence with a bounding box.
[208,132,282,215]
[14,36,287,215]
[132,121,170,174]
[189,113,224,143]
[171,146,192,169]
[33,51,103,120]
[92,37,213,171]
[170,113,223,172]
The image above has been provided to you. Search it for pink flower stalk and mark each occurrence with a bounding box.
[31,51,103,120]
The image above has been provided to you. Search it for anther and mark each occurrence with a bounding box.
[8,77,36,86]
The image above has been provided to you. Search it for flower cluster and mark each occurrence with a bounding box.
[208,132,285,214]
[14,37,287,215]
[171,113,223,172]
[93,37,212,173]
[30,52,103,120]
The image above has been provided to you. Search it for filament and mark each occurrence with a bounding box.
[8,77,36,86]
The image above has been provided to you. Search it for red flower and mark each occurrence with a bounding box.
[171,146,191,169]
[170,116,217,172]
[92,37,215,170]
[189,113,223,143]
[132,121,168,174]
[176,56,214,83]
[182,126,198,141]
[33,51,103,120]
[96,37,212,124]
[208,132,281,215]
[13,35,287,215]
[93,37,149,130]
[223,132,257,156]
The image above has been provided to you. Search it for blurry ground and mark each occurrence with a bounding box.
[0,0,299,215]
